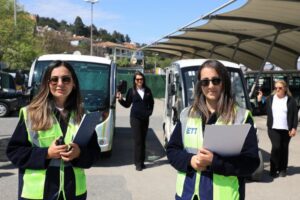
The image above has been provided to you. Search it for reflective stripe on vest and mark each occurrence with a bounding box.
[176,106,251,200]
[19,107,87,199]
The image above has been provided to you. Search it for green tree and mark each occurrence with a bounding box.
[90,24,98,37]
[0,0,41,70]
[111,30,125,43]
[37,16,60,30]
[39,31,73,54]
[73,16,89,36]
[144,53,173,69]
[98,28,113,41]
[116,58,130,68]
[125,34,131,43]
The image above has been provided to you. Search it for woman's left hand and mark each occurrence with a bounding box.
[289,128,297,137]
[60,143,81,161]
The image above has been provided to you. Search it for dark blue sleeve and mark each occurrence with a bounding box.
[210,116,260,176]
[6,116,49,169]
[118,88,133,108]
[166,121,194,173]
[71,131,101,168]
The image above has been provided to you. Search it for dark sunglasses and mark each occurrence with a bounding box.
[199,77,222,87]
[49,76,72,85]
[274,86,283,90]
[135,78,144,81]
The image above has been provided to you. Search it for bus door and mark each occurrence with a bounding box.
[288,76,300,109]
[165,70,178,126]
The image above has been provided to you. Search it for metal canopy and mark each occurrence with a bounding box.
[144,0,300,70]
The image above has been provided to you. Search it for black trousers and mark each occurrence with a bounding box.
[130,117,149,167]
[268,128,291,173]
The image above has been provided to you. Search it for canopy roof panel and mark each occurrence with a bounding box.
[144,0,300,70]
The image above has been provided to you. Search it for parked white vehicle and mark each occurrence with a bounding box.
[28,54,117,156]
[163,59,263,181]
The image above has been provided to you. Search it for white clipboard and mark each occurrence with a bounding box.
[203,124,251,156]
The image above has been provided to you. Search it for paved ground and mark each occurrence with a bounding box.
[0,99,300,199]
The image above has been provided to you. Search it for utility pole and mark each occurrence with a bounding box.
[84,0,99,56]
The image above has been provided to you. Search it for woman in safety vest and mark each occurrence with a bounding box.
[6,60,100,200]
[167,60,260,200]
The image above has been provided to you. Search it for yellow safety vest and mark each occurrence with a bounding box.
[20,107,86,199]
[176,106,251,200]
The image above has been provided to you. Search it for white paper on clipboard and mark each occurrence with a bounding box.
[203,124,251,156]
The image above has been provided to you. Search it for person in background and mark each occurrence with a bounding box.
[116,71,154,171]
[257,79,297,178]
[6,60,100,200]
[167,60,260,200]
[255,88,267,115]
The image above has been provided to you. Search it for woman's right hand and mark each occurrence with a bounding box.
[47,140,68,159]
[190,155,206,171]
[257,90,263,102]
[116,91,122,100]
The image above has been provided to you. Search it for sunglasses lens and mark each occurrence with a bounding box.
[211,78,221,85]
[49,77,59,84]
[49,76,71,85]
[200,80,210,87]
[62,76,71,83]
[200,78,221,87]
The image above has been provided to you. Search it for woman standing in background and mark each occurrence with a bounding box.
[116,71,154,171]
[258,79,297,177]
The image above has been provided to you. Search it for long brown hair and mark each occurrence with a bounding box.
[190,60,236,124]
[27,60,84,131]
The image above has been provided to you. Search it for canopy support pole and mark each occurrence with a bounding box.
[231,39,241,61]
[249,29,281,98]
[210,46,216,58]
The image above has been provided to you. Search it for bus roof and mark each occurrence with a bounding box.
[172,59,240,69]
[36,54,112,65]
[244,70,300,75]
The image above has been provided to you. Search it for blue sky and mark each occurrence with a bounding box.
[19,0,247,44]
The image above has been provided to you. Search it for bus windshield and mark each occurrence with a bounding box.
[33,61,111,112]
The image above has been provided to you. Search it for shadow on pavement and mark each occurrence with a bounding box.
[0,172,15,178]
[251,148,300,183]
[0,138,16,178]
[0,138,10,162]
[260,148,270,165]
[94,128,166,168]
[286,166,300,176]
